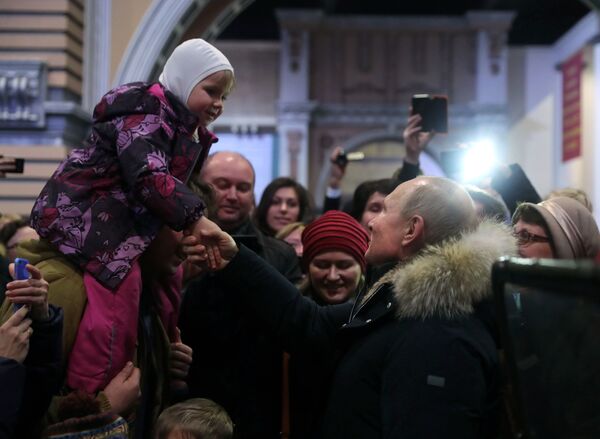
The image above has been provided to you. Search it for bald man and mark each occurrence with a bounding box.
[198,151,256,232]
[180,151,302,439]
[185,176,517,438]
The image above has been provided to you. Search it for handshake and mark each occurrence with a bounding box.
[182,216,238,271]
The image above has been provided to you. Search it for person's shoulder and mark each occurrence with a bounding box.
[262,234,297,260]
[93,82,166,123]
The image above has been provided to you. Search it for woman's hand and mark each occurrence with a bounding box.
[6,263,49,321]
[169,328,192,391]
[103,361,141,415]
[0,306,32,363]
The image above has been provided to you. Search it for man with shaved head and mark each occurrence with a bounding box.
[198,151,256,232]
[180,151,302,439]
[184,175,516,438]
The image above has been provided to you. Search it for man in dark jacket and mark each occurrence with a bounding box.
[180,151,302,439]
[183,175,516,438]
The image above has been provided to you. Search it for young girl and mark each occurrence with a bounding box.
[29,39,234,395]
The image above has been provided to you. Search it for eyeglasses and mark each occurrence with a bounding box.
[512,229,550,246]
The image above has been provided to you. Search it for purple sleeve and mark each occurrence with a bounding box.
[115,113,205,231]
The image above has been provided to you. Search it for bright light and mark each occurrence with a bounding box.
[461,139,497,182]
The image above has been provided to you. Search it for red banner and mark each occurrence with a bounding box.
[561,50,584,162]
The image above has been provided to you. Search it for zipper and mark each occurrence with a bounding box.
[350,283,386,321]
[182,134,212,184]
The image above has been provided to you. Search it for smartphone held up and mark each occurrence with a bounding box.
[12,257,30,312]
[411,94,448,133]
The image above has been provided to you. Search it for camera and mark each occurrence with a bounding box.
[0,156,25,174]
[334,151,365,167]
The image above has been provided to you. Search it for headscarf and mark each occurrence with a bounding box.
[517,197,600,259]
[159,39,233,108]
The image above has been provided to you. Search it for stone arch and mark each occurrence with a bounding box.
[315,129,445,207]
[112,0,255,86]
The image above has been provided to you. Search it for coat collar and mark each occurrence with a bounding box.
[161,85,199,135]
[363,220,517,321]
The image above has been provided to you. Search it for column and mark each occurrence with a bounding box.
[0,0,90,214]
[276,10,320,186]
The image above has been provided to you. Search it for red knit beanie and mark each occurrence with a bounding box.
[301,210,369,272]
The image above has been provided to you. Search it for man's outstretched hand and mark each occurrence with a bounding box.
[182,219,238,271]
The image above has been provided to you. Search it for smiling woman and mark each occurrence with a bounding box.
[254,177,314,236]
[299,210,369,304]
[512,197,600,259]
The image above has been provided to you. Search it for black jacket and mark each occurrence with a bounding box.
[180,219,302,439]
[0,304,63,439]
[220,220,516,438]
[490,163,541,215]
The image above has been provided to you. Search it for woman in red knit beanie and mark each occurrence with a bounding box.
[300,210,369,304]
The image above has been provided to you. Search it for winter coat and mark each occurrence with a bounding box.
[30,82,214,289]
[218,220,516,438]
[287,286,354,439]
[490,163,541,215]
[0,239,178,438]
[0,304,63,439]
[179,219,302,439]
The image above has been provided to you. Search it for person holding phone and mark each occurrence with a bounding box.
[0,262,63,438]
[410,94,448,134]
[323,112,432,215]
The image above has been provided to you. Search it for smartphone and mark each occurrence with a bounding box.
[0,157,25,173]
[411,94,448,133]
[13,257,29,311]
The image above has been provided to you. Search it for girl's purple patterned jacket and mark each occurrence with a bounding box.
[30,82,214,289]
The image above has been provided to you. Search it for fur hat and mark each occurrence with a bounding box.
[45,414,128,438]
[302,210,369,271]
[45,391,128,438]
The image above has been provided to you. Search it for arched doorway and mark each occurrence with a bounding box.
[112,0,256,85]
[315,130,445,207]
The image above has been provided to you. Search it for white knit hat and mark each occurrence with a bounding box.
[159,39,234,108]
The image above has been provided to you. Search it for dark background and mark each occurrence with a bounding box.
[220,0,590,45]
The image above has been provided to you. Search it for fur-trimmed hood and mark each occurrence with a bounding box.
[367,220,517,320]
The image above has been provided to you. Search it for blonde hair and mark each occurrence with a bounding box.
[155,398,233,439]
[214,69,236,96]
[546,187,593,213]
[275,221,305,240]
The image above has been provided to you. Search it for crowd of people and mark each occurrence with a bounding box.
[0,37,599,439]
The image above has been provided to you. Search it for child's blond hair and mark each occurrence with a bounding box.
[155,398,233,439]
